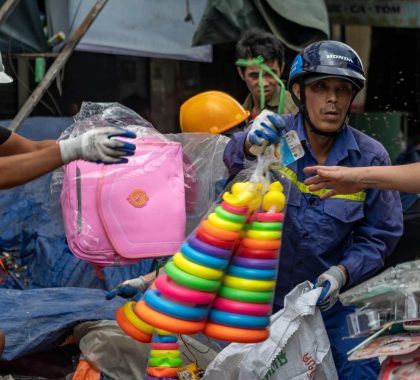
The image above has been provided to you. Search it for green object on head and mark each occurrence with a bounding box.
[235,55,285,115]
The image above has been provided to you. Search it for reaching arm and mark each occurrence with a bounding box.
[303,163,420,198]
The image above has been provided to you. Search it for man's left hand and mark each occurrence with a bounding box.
[315,265,347,311]
[106,276,151,301]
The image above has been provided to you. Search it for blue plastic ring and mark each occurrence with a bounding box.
[208,309,269,328]
[152,334,178,343]
[145,289,208,321]
[180,243,229,270]
[227,265,276,280]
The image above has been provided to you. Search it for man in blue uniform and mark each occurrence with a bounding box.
[223,40,403,379]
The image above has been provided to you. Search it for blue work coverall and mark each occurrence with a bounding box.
[223,113,403,379]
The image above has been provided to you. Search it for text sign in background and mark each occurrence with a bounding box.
[326,0,420,28]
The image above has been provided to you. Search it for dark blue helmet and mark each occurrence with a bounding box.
[288,40,365,92]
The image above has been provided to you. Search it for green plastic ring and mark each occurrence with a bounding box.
[218,285,273,304]
[215,206,246,224]
[164,261,221,292]
[251,221,282,231]
[148,356,183,367]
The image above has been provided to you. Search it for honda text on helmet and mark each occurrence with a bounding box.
[288,40,366,137]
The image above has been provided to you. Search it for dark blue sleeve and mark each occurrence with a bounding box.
[0,126,11,145]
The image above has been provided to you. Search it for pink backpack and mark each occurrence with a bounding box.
[61,138,186,267]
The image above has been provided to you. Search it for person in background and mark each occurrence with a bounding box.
[235,29,298,122]
[223,40,403,379]
[0,53,136,357]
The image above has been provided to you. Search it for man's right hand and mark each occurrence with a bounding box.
[245,111,286,155]
[59,127,136,164]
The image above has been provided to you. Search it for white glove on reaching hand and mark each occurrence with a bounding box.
[118,275,151,292]
[315,265,347,311]
[59,127,136,164]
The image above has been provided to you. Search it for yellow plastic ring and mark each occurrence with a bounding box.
[173,252,224,280]
[208,212,243,231]
[123,301,154,334]
[154,328,173,336]
[246,229,281,240]
[223,275,275,291]
[150,349,181,358]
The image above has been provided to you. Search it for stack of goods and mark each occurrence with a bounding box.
[204,182,285,343]
[145,332,183,380]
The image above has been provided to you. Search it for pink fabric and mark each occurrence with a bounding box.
[61,139,186,266]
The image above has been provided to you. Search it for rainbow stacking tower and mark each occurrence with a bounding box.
[116,180,286,345]
[204,182,285,342]
[145,332,183,380]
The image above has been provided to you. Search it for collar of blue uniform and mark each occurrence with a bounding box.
[278,166,366,202]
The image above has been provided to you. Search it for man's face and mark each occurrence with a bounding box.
[238,60,282,103]
[293,77,355,134]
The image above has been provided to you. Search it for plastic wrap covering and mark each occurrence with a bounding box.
[116,147,293,345]
[340,260,420,337]
[53,102,230,267]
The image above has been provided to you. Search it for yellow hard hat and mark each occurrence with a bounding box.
[179,91,250,134]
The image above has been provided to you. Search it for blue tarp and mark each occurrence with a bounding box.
[0,117,155,360]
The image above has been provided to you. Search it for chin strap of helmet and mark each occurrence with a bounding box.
[291,77,357,138]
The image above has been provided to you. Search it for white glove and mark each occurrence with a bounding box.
[246,110,286,155]
[59,127,136,164]
[118,275,151,292]
[315,265,347,311]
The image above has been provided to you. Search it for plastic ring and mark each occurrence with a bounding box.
[215,205,246,223]
[223,275,275,291]
[203,322,268,343]
[237,246,278,259]
[256,212,285,222]
[250,221,282,231]
[154,328,173,336]
[213,297,271,316]
[148,356,183,367]
[136,300,205,334]
[247,230,281,240]
[232,256,277,269]
[180,243,229,270]
[123,301,154,334]
[152,334,178,343]
[165,261,221,292]
[187,236,231,259]
[155,274,215,305]
[145,375,178,380]
[221,201,248,215]
[209,309,269,328]
[241,238,281,250]
[145,289,208,321]
[227,265,276,280]
[218,285,273,303]
[208,212,243,231]
[147,367,179,378]
[115,307,152,343]
[196,228,234,249]
[150,350,181,358]
[201,219,240,241]
[151,342,179,350]
[173,253,224,280]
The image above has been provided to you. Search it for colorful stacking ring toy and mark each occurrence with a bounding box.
[145,375,178,380]
[150,349,181,358]
[180,243,229,270]
[152,334,178,343]
[208,212,243,231]
[209,309,269,328]
[173,252,224,280]
[196,228,233,249]
[215,205,246,223]
[136,300,205,334]
[148,357,183,367]
[155,274,215,305]
[246,229,281,240]
[200,219,241,241]
[223,275,275,291]
[241,237,281,250]
[256,212,285,222]
[123,301,154,335]
[237,246,278,259]
[251,221,282,231]
[203,322,269,343]
[232,256,277,269]
[220,201,248,215]
[151,342,179,350]
[147,367,179,378]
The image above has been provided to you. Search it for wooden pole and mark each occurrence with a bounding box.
[9,0,109,132]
